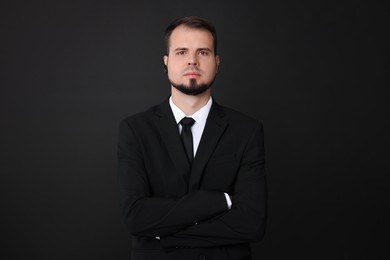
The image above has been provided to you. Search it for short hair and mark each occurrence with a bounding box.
[164,16,218,55]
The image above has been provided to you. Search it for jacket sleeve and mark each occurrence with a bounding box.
[160,122,267,248]
[118,119,229,238]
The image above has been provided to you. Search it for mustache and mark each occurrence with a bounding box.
[183,67,202,73]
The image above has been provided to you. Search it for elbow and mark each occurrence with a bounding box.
[123,212,140,235]
[123,211,150,236]
[126,221,144,236]
[244,217,266,242]
[233,208,267,242]
[120,199,147,236]
[122,206,154,236]
[251,222,266,242]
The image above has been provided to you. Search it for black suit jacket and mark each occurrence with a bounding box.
[118,99,267,260]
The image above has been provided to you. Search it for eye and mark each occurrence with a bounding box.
[176,50,186,55]
[199,51,209,56]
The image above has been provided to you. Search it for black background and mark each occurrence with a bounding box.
[1,0,389,259]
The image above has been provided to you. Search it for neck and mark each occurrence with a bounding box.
[171,87,211,116]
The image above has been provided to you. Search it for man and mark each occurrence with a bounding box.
[118,16,267,260]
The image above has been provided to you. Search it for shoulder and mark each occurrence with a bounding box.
[121,109,162,140]
[216,103,263,128]
[120,99,168,126]
[121,105,156,125]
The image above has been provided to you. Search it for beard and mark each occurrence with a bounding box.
[171,78,213,96]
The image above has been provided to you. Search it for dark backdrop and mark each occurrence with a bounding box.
[1,0,388,259]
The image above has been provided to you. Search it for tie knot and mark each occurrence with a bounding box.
[180,117,195,127]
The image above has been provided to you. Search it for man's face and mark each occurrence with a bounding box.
[164,25,220,96]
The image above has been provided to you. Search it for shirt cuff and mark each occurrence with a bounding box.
[224,193,232,210]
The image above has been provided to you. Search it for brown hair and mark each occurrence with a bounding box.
[164,16,218,55]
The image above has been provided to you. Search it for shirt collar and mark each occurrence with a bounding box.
[169,96,213,125]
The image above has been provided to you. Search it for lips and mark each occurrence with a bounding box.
[184,72,200,76]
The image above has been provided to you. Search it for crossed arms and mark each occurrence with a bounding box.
[117,120,267,248]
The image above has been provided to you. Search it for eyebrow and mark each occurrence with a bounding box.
[173,47,213,52]
[197,48,213,52]
[173,48,188,52]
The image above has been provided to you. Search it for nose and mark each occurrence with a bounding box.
[187,53,198,66]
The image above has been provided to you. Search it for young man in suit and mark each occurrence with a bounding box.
[118,16,267,260]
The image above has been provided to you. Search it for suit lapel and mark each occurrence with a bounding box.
[189,102,228,191]
[153,99,191,186]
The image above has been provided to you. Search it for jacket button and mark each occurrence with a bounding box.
[199,255,206,260]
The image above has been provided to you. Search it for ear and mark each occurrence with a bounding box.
[163,55,168,66]
[215,55,220,71]
[163,56,168,73]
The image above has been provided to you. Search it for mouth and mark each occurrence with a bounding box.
[184,72,201,77]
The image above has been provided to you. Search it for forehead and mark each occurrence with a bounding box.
[169,25,214,50]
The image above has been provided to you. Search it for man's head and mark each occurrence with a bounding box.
[163,16,220,96]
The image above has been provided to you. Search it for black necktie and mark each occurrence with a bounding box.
[180,117,195,164]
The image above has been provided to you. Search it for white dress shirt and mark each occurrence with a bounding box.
[169,96,212,157]
[169,96,232,209]
[156,97,232,240]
